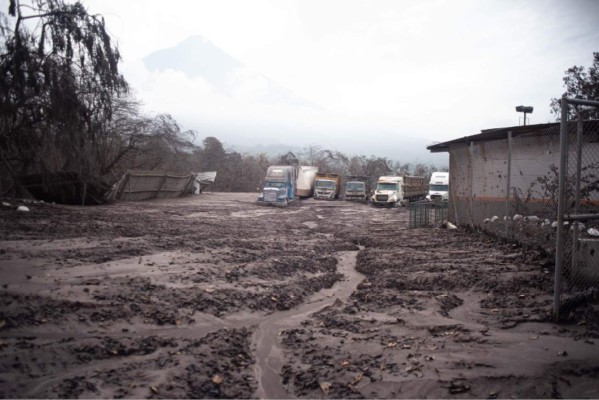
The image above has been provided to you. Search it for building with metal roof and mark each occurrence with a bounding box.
[427,122,599,227]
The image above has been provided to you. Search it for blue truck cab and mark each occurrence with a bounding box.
[257,165,297,206]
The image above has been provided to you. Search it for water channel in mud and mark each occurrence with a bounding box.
[251,250,364,399]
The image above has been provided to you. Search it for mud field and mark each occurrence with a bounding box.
[1,193,598,399]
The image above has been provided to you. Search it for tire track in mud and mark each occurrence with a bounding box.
[252,250,364,399]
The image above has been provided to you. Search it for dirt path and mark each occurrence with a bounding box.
[1,193,598,398]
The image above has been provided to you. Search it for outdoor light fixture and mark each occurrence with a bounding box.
[515,105,534,126]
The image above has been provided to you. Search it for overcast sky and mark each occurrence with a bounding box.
[10,0,599,161]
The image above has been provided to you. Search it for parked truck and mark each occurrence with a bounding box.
[426,171,449,202]
[257,165,298,206]
[371,175,427,207]
[313,173,340,200]
[344,175,370,202]
[257,165,319,205]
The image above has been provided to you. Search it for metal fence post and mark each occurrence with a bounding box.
[156,172,168,199]
[571,114,584,278]
[554,98,569,321]
[469,141,475,227]
[505,131,512,237]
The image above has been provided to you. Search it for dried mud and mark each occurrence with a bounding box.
[1,193,598,399]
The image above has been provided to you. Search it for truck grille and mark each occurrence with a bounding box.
[264,191,277,202]
[376,194,388,202]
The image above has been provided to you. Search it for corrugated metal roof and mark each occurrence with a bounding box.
[427,122,560,153]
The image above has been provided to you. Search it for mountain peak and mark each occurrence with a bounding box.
[143,35,321,109]
[178,35,215,49]
[143,35,243,83]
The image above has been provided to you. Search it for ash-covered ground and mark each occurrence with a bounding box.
[1,193,598,399]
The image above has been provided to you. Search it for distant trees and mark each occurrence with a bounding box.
[298,145,350,175]
[287,145,439,192]
[550,52,599,120]
[198,137,226,172]
[155,138,444,194]
[190,137,267,192]
[413,163,437,178]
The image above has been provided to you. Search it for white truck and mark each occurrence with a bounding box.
[426,171,449,202]
[371,176,428,207]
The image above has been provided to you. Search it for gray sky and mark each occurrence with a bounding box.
[11,0,599,161]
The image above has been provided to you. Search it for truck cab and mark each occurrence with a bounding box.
[344,176,370,202]
[372,177,403,207]
[426,172,449,202]
[345,181,366,200]
[257,166,297,206]
[313,173,340,200]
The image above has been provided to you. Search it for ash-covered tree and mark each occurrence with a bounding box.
[550,52,599,120]
[349,155,393,190]
[109,111,198,175]
[412,163,436,179]
[198,137,226,173]
[0,0,128,191]
[298,145,350,175]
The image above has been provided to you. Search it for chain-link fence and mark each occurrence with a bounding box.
[438,99,599,320]
[554,98,599,320]
[408,201,448,228]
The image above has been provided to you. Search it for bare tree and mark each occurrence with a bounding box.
[112,113,197,174]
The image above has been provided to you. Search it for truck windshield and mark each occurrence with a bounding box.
[429,184,448,191]
[264,181,286,188]
[377,183,397,190]
[347,182,365,190]
[315,179,335,189]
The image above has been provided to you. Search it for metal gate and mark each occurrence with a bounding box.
[409,201,448,228]
[554,97,599,320]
